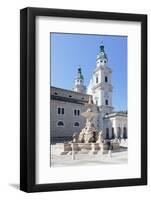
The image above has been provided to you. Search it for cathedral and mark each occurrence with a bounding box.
[50,43,127,143]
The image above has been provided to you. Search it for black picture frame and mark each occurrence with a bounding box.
[20,7,147,192]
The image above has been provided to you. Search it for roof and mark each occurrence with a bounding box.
[96,43,108,60]
[104,112,127,119]
[51,86,91,104]
[77,68,84,80]
[51,95,88,105]
[51,86,89,96]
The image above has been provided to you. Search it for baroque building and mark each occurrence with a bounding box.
[51,43,127,143]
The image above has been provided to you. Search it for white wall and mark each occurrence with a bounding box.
[0,0,150,199]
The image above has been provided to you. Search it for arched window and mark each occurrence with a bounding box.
[74,122,80,127]
[117,127,121,138]
[105,99,108,105]
[106,128,109,139]
[105,76,108,82]
[123,127,127,139]
[112,127,115,139]
[57,121,64,127]
[96,76,98,84]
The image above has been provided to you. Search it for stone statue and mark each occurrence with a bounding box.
[96,131,104,144]
[72,132,79,143]
[72,96,101,143]
[77,121,99,143]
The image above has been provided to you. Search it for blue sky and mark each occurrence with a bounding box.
[50,33,127,111]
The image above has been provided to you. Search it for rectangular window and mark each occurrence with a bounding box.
[105,76,108,82]
[57,107,64,115]
[105,99,108,105]
[58,107,61,114]
[96,76,98,83]
[74,109,80,116]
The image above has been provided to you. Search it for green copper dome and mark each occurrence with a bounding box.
[96,43,108,60]
[77,67,84,80]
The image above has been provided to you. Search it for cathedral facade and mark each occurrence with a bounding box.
[51,43,127,143]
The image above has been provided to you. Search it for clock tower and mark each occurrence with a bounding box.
[87,42,113,130]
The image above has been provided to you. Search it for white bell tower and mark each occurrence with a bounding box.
[74,67,86,93]
[87,42,113,130]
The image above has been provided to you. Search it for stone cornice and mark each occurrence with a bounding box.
[93,65,112,74]
[91,82,113,91]
[104,112,127,119]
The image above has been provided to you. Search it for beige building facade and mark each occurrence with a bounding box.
[50,87,90,143]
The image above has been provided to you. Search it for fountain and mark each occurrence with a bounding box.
[52,96,120,155]
[72,96,100,143]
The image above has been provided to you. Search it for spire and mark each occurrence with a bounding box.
[96,41,107,60]
[77,67,84,80]
[73,66,86,93]
[99,41,104,52]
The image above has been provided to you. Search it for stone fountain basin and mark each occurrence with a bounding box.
[51,142,120,155]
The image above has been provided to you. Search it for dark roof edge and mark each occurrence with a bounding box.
[51,95,88,105]
[51,86,90,96]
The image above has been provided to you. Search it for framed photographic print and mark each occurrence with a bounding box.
[20,7,147,192]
